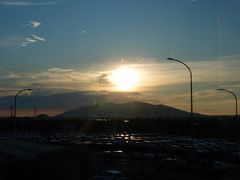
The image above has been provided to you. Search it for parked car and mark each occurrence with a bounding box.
[93,170,129,180]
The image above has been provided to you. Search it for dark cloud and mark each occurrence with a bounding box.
[97,73,110,85]
[0,91,143,113]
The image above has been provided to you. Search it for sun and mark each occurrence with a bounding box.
[110,67,139,91]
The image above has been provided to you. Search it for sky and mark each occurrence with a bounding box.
[0,0,240,116]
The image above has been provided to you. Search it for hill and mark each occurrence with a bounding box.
[58,101,194,118]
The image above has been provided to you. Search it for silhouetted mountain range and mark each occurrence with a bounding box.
[58,101,196,118]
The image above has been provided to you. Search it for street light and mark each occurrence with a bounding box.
[14,88,33,118]
[165,58,195,163]
[166,58,193,117]
[217,88,238,117]
[166,58,193,128]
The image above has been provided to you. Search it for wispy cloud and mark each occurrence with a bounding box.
[21,37,36,47]
[0,67,107,94]
[31,34,46,41]
[47,68,74,73]
[0,36,22,47]
[0,68,20,79]
[78,30,87,35]
[28,20,41,28]
[0,0,62,6]
[97,73,110,85]
[21,34,46,47]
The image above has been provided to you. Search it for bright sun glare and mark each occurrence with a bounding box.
[110,67,139,91]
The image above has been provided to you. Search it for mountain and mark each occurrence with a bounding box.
[58,101,194,118]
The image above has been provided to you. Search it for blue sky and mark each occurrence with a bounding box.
[0,0,240,116]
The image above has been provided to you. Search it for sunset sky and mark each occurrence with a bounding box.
[0,0,240,116]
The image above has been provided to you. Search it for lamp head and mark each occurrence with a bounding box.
[166,58,175,61]
[217,88,224,91]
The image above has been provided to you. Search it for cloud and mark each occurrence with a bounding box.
[78,30,87,35]
[0,0,62,6]
[28,20,41,28]
[31,34,46,41]
[21,34,46,47]
[2,58,237,95]
[0,68,20,79]
[97,73,110,85]
[0,56,239,115]
[11,67,97,91]
[0,67,112,96]
[0,36,22,47]
[26,37,37,43]
[21,37,36,47]
[47,68,74,73]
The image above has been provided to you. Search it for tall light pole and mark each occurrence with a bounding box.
[166,58,193,117]
[217,88,238,117]
[14,88,32,118]
[217,88,238,142]
[165,58,195,164]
